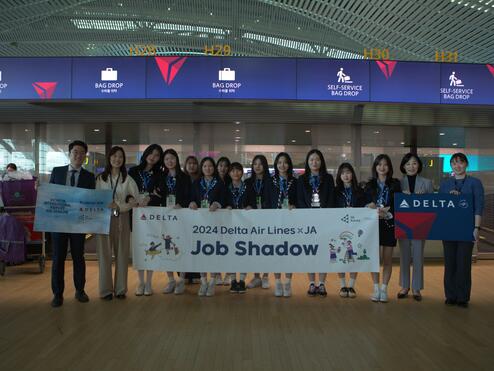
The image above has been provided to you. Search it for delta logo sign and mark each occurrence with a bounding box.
[155,57,187,85]
[487,64,494,79]
[32,82,58,99]
[394,194,473,241]
[376,60,397,79]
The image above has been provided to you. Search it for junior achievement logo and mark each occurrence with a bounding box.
[376,60,397,79]
[327,67,363,97]
[155,56,188,85]
[32,82,57,99]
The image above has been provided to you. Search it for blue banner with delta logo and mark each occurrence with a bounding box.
[394,194,474,241]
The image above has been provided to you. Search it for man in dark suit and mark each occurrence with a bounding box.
[49,140,95,307]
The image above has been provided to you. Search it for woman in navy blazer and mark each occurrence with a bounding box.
[364,154,401,303]
[334,163,366,299]
[245,155,273,290]
[439,153,484,308]
[189,157,226,297]
[216,156,232,286]
[158,149,191,296]
[297,149,335,297]
[264,152,298,297]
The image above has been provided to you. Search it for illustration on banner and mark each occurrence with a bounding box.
[328,229,369,264]
[144,233,181,261]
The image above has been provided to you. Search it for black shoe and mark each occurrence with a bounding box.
[307,283,317,296]
[457,301,469,308]
[230,279,239,293]
[75,290,89,303]
[397,289,409,299]
[412,292,422,302]
[317,284,327,297]
[102,293,113,301]
[339,287,349,298]
[51,295,63,308]
[445,299,457,306]
[116,294,126,299]
[347,287,357,298]
[238,280,246,294]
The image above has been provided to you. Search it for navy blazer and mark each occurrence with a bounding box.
[190,176,226,207]
[334,186,367,208]
[264,175,298,209]
[245,176,272,209]
[49,165,95,189]
[155,172,191,208]
[364,178,401,213]
[128,166,162,206]
[297,173,335,208]
[225,182,249,209]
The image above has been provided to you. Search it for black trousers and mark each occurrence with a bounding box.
[51,232,86,296]
[442,240,474,302]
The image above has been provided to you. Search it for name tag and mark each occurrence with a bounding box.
[311,193,320,208]
[201,199,210,209]
[166,195,176,207]
[256,196,262,209]
[282,198,289,209]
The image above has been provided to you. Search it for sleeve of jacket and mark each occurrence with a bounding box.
[326,174,335,208]
[297,177,307,208]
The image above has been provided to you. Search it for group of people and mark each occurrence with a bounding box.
[47,140,484,309]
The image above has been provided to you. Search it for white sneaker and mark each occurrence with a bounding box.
[135,282,145,296]
[206,278,216,297]
[274,281,283,297]
[198,281,208,296]
[247,277,262,289]
[162,280,176,294]
[216,274,224,286]
[144,282,153,296]
[379,288,388,303]
[261,276,270,289]
[283,282,292,297]
[223,274,232,286]
[371,287,380,302]
[174,279,185,295]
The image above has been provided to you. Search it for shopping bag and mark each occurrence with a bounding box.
[0,179,37,207]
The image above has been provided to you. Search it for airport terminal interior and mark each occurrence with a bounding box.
[1,1,494,370]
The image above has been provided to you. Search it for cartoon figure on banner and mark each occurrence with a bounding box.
[344,240,356,263]
[162,234,180,256]
[145,241,162,260]
[328,239,340,263]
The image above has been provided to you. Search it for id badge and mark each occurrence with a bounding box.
[256,196,262,209]
[201,199,210,208]
[311,192,320,208]
[282,198,289,209]
[166,195,176,207]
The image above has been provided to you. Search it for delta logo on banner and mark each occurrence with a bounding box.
[376,60,397,79]
[487,64,494,78]
[394,194,474,241]
[32,82,58,99]
[155,57,187,85]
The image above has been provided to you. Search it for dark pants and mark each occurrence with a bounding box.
[442,240,474,302]
[51,232,86,296]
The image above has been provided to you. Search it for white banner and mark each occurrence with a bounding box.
[132,207,380,273]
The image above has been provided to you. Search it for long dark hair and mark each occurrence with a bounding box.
[163,148,184,176]
[304,149,328,177]
[199,157,218,178]
[371,154,394,184]
[336,162,359,191]
[184,155,199,178]
[137,144,163,173]
[274,152,294,178]
[250,155,270,179]
[100,146,127,182]
[217,156,232,183]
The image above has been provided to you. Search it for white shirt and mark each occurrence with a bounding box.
[96,172,139,213]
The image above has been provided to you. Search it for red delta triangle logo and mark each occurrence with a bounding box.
[376,61,397,80]
[487,64,494,78]
[155,57,187,85]
[32,82,57,99]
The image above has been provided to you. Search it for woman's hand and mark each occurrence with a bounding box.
[245,206,253,210]
[140,196,150,207]
[189,202,198,210]
[226,206,233,210]
[450,190,460,195]
[108,201,118,210]
[366,202,377,209]
[128,199,139,208]
[209,202,221,211]
[173,204,182,210]
[289,205,296,210]
[473,228,480,242]
[402,190,411,195]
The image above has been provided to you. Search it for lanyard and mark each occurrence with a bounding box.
[377,181,389,206]
[343,187,352,207]
[109,172,121,201]
[254,178,263,195]
[309,175,320,193]
[229,182,246,209]
[139,170,151,191]
[454,176,467,193]
[166,175,176,194]
[200,177,217,200]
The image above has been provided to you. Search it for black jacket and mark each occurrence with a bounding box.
[264,175,298,209]
[155,172,191,208]
[225,182,249,209]
[190,176,226,207]
[334,186,367,208]
[297,173,335,208]
[128,166,162,206]
[49,165,95,189]
[245,176,272,209]
[364,178,401,212]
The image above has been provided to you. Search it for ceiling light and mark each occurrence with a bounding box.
[452,143,458,146]
[234,121,240,124]
[235,129,240,132]
[122,139,127,142]
[291,140,296,143]
[93,129,100,132]
[439,132,445,136]
[346,141,351,144]
[235,136,241,139]
[163,128,170,132]
[400,142,405,145]
[305,130,311,133]
[178,139,183,142]
[373,131,380,134]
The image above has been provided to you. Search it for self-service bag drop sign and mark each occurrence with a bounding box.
[101,68,118,81]
[219,68,235,81]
